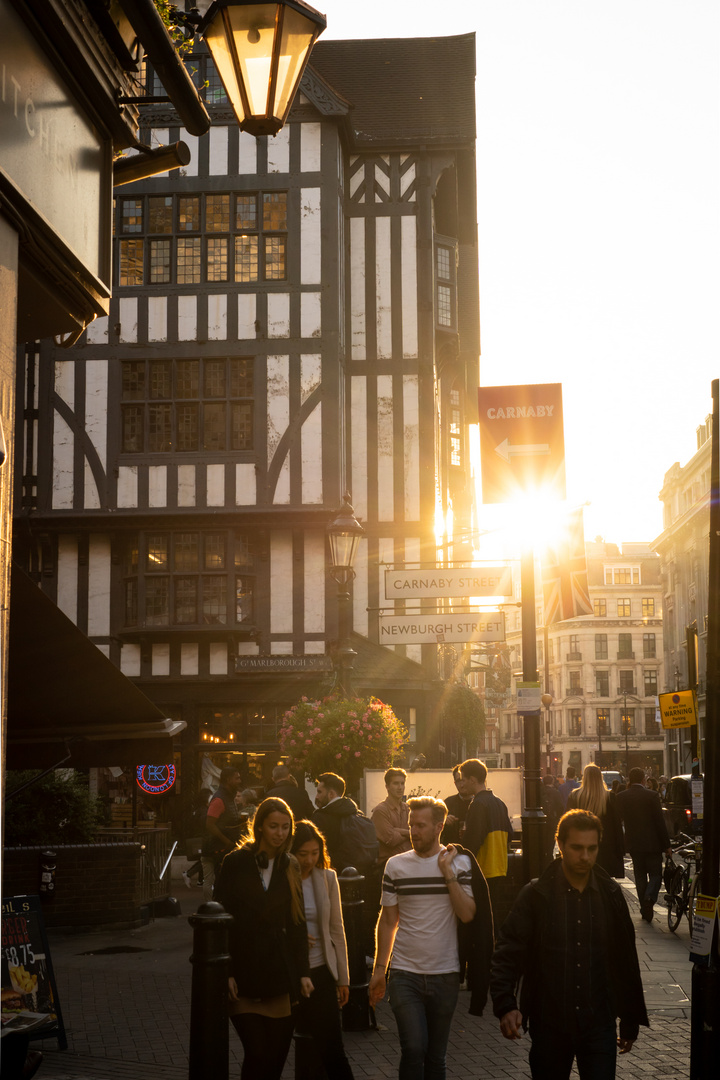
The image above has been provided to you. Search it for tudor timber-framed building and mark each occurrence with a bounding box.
[14,34,480,816]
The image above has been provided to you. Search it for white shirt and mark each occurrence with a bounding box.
[381,849,473,974]
[302,876,325,968]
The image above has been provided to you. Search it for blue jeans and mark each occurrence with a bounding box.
[387,970,459,1080]
[529,1021,618,1080]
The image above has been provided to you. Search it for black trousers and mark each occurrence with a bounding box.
[231,1012,294,1080]
[294,965,354,1080]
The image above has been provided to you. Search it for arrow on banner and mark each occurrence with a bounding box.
[494,438,551,463]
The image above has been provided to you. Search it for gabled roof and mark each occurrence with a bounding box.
[308,33,476,146]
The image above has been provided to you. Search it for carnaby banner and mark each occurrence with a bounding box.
[384,567,512,600]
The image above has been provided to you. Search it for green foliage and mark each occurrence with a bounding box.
[278,695,408,795]
[4,771,103,847]
[439,681,486,751]
[153,1,195,55]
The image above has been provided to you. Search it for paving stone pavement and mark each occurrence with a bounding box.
[28,859,695,1079]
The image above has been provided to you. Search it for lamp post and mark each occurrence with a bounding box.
[541,692,553,775]
[622,688,630,777]
[199,0,327,136]
[327,495,364,698]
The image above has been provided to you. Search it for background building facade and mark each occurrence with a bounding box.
[14,35,480,822]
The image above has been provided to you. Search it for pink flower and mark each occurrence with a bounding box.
[354,751,361,757]
[335,753,342,759]
[302,696,308,702]
[290,740,296,746]
[343,745,350,751]
[305,739,312,745]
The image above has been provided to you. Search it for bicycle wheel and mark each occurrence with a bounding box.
[667,893,683,932]
[688,875,699,935]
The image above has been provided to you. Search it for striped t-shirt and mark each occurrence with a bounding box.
[382,849,473,974]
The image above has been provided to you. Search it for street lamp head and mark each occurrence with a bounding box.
[200,0,326,137]
[328,494,364,585]
[541,693,553,708]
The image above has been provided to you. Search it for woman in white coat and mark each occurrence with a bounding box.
[291,820,355,1079]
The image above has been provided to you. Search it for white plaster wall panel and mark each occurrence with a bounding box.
[150,128,170,176]
[177,464,196,507]
[118,298,138,343]
[270,532,293,634]
[401,216,418,358]
[407,645,422,664]
[300,353,321,404]
[180,643,199,676]
[96,644,110,658]
[209,125,228,174]
[178,295,198,340]
[403,375,420,520]
[375,217,392,359]
[404,537,421,565]
[238,132,257,174]
[300,292,322,339]
[178,130,199,176]
[117,466,138,508]
[85,360,108,468]
[351,376,368,519]
[84,460,100,509]
[121,643,141,677]
[148,296,168,342]
[207,294,227,340]
[148,465,167,507]
[400,157,416,201]
[52,413,74,510]
[237,641,260,655]
[235,463,256,505]
[209,642,228,675]
[275,457,290,504]
[379,537,394,570]
[237,293,257,339]
[301,402,322,504]
[56,359,74,409]
[350,217,366,359]
[300,188,321,284]
[377,375,394,521]
[57,535,78,622]
[267,355,289,460]
[375,159,391,201]
[301,122,321,171]
[349,159,363,201]
[267,293,290,337]
[271,641,293,654]
[352,538,369,637]
[152,643,170,676]
[206,464,225,506]
[267,126,290,172]
[88,536,111,636]
[305,641,325,654]
[86,316,108,344]
[304,535,324,632]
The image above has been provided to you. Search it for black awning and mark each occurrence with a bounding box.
[7,565,185,769]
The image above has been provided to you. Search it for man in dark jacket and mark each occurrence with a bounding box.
[265,763,315,821]
[313,771,368,870]
[491,809,648,1079]
[460,758,512,918]
[616,766,672,921]
[201,767,242,899]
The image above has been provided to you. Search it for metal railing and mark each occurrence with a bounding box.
[96,827,176,903]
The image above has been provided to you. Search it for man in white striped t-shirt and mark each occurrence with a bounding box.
[369,796,476,1079]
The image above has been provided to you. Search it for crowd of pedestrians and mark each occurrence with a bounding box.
[187,757,672,1080]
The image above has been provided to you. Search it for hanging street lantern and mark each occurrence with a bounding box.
[199,0,327,137]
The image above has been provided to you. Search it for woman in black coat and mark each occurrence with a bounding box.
[215,797,313,1080]
[567,764,625,877]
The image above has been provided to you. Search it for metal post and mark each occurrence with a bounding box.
[520,545,545,881]
[687,624,700,777]
[339,867,373,1032]
[335,583,357,698]
[188,901,233,1080]
[623,689,630,776]
[690,378,720,1079]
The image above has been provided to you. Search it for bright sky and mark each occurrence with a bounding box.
[321,0,720,548]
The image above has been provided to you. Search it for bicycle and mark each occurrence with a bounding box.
[664,833,702,934]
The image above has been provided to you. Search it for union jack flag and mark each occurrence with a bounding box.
[542,508,593,624]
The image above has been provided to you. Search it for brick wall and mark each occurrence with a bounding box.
[3,843,144,929]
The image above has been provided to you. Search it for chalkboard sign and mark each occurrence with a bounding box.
[1,895,67,1048]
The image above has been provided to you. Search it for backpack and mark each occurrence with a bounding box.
[337,812,379,871]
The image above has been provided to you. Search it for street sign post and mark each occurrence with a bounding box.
[478,383,566,503]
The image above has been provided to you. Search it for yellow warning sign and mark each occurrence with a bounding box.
[658,689,697,729]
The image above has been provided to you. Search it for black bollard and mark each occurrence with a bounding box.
[188,901,233,1080]
[339,866,374,1032]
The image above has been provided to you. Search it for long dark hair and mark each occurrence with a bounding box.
[244,797,304,924]
[291,820,329,869]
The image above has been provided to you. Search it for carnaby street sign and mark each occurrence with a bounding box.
[478,383,566,503]
[378,612,505,645]
[384,566,513,600]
